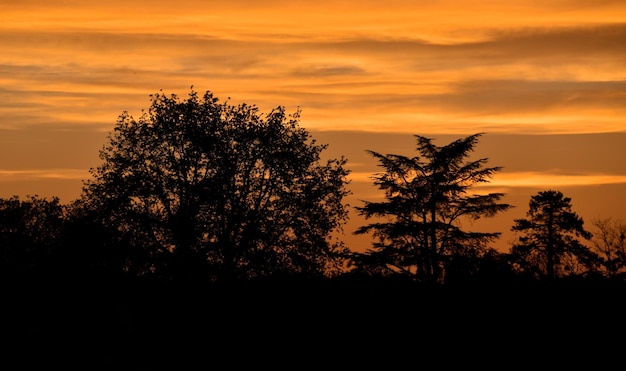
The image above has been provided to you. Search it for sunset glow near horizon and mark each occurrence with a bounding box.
[2,0,625,251]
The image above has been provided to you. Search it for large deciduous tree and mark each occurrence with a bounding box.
[509,190,596,280]
[78,89,351,283]
[353,133,511,284]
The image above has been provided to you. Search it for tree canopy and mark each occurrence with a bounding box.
[353,133,511,284]
[0,195,64,278]
[510,190,595,280]
[76,89,352,283]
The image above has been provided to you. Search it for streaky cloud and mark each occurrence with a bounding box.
[0,169,88,180]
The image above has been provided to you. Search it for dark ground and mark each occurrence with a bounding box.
[2,277,626,369]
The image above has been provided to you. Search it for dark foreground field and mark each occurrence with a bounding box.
[3,277,626,369]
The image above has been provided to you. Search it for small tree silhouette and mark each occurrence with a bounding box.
[510,190,596,280]
[0,195,65,279]
[590,217,626,279]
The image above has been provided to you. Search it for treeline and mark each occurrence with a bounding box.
[2,89,625,291]
[4,89,626,368]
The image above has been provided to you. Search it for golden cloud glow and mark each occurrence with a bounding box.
[1,0,626,251]
[4,1,626,41]
[486,172,626,187]
[0,169,88,180]
[3,22,624,133]
[349,171,626,188]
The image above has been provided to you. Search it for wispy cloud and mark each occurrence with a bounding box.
[0,169,89,181]
[1,0,625,214]
[2,23,624,133]
[485,172,626,187]
[348,171,626,188]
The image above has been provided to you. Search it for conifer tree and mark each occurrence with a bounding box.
[354,133,511,284]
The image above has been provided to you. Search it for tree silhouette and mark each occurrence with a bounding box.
[590,217,626,279]
[0,195,64,279]
[510,190,596,280]
[78,89,351,283]
[353,133,511,284]
[60,200,135,283]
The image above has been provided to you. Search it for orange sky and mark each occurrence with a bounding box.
[1,0,625,252]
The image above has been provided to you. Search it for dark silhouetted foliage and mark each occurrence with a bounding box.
[0,195,64,279]
[590,217,626,279]
[1,132,626,368]
[509,190,596,280]
[76,89,352,284]
[352,133,512,284]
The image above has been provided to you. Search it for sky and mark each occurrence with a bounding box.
[1,0,625,253]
